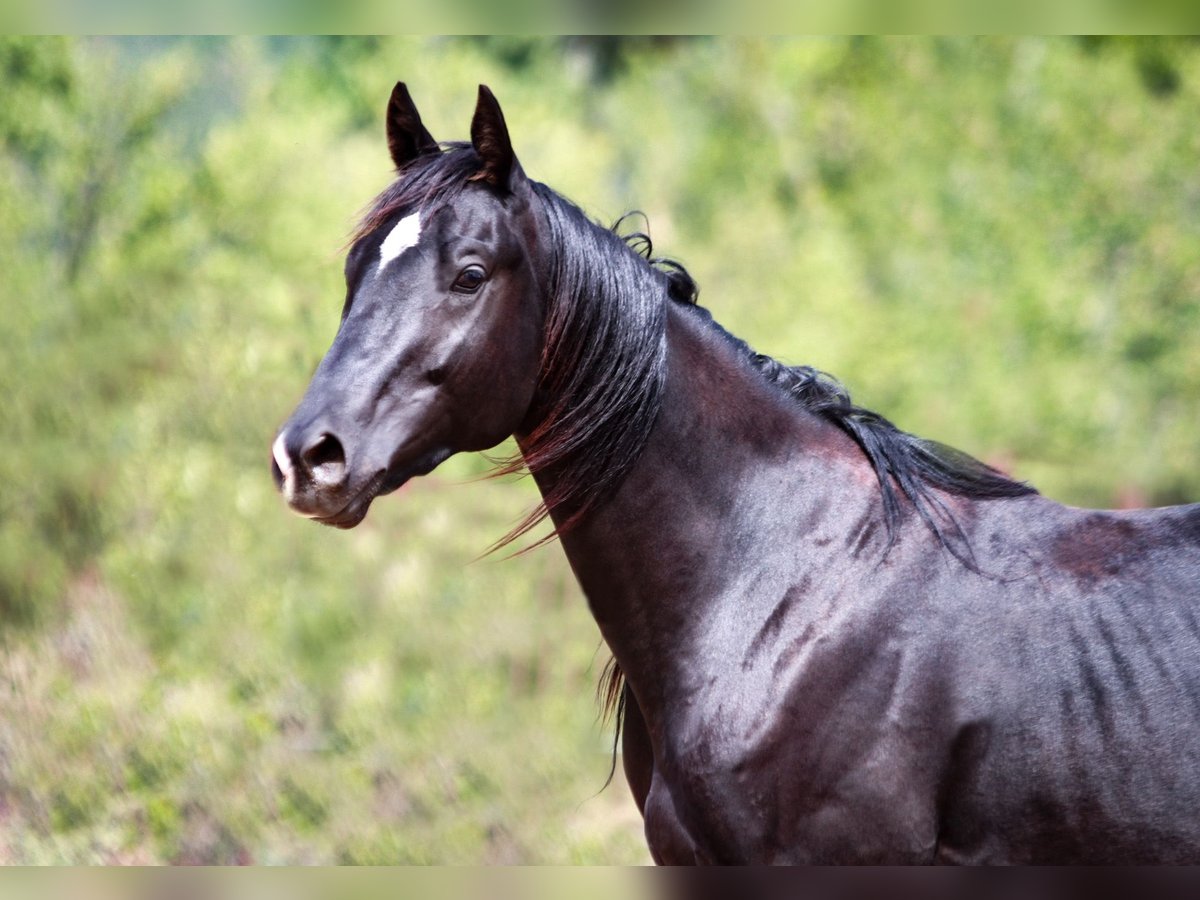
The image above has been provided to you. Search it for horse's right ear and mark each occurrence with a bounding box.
[386,82,439,170]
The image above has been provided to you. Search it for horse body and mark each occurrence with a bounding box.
[273,84,1200,863]
[545,300,1200,862]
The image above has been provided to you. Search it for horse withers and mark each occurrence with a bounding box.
[272,83,1200,863]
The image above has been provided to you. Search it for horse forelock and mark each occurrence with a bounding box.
[349,142,480,248]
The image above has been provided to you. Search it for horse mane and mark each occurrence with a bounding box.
[351,145,1037,778]
[491,181,1037,559]
[485,185,692,551]
[350,142,480,244]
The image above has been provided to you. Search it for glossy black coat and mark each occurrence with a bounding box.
[273,84,1200,863]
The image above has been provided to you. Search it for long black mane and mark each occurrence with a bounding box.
[515,186,1035,562]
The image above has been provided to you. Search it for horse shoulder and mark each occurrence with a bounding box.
[648,561,965,861]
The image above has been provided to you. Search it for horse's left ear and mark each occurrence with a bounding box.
[469,85,523,191]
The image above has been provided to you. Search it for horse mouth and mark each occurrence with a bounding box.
[313,505,372,529]
[309,447,454,529]
[310,471,385,529]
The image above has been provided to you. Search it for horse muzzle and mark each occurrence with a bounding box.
[271,421,454,528]
[271,424,365,525]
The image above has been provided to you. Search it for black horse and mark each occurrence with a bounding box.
[272,84,1200,863]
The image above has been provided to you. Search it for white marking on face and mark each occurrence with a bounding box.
[378,212,422,273]
[272,431,296,502]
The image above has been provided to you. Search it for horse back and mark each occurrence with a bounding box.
[925,497,1200,862]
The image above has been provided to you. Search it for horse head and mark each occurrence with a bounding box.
[271,84,547,527]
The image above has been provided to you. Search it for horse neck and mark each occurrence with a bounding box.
[521,300,883,717]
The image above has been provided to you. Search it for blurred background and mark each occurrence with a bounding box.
[1,35,1198,864]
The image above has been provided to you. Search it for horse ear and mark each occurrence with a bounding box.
[469,84,521,190]
[386,82,439,170]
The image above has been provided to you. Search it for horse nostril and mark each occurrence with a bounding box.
[302,432,347,485]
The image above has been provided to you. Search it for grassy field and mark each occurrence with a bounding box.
[1,36,1198,863]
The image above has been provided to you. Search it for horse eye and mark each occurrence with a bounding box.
[452,265,487,294]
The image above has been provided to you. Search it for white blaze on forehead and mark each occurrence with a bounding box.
[377,212,422,273]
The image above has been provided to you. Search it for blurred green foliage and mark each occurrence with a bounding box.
[0,36,1197,863]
